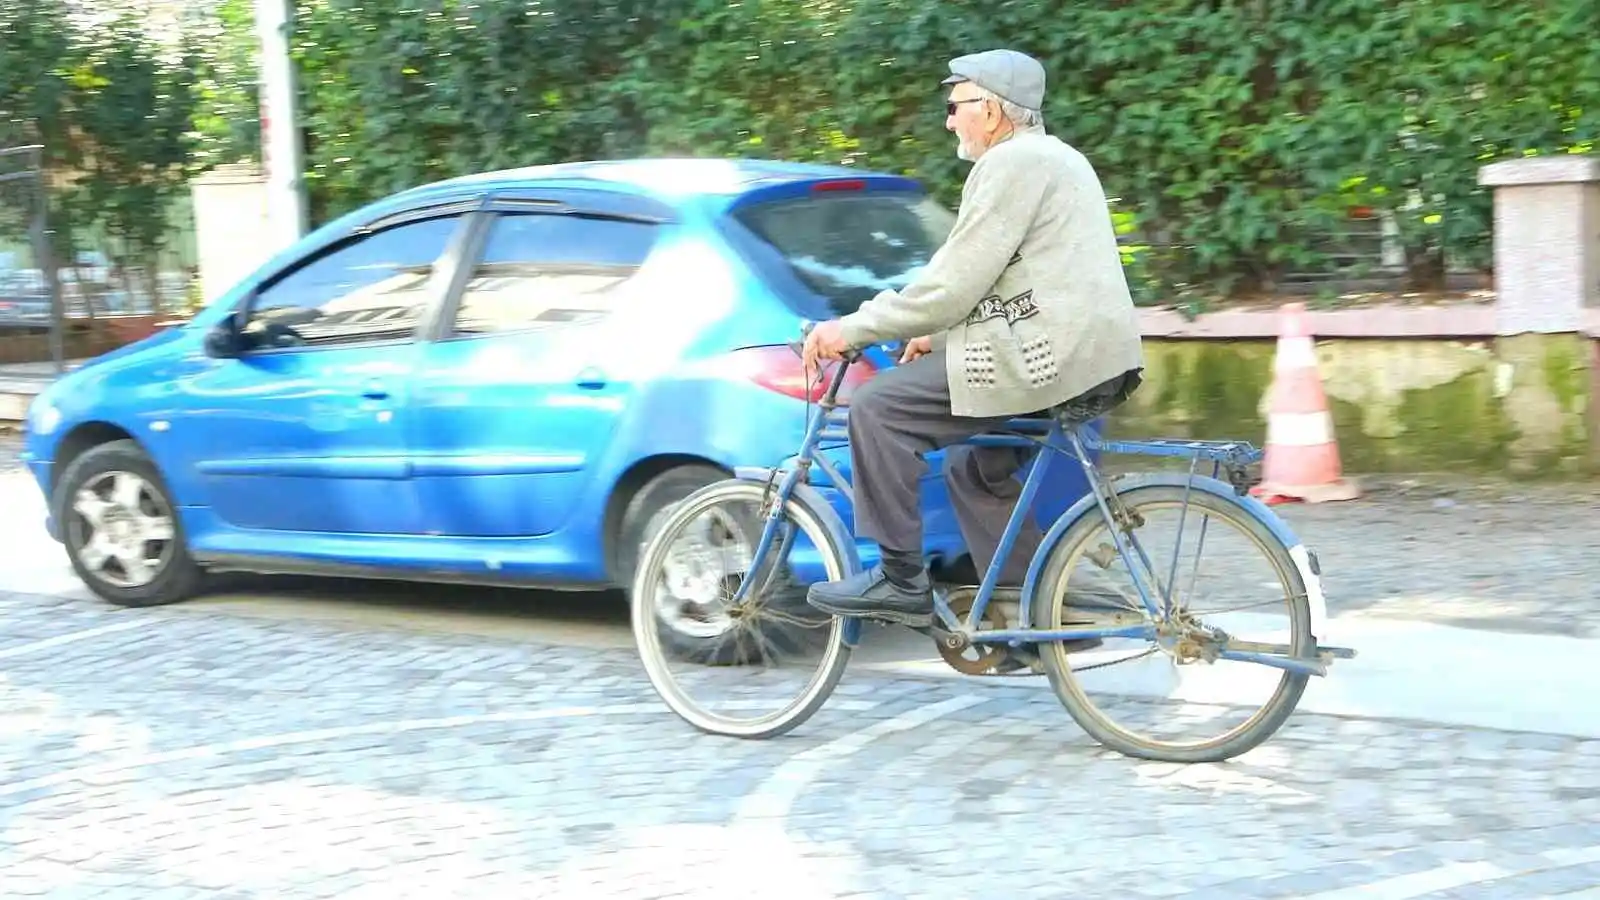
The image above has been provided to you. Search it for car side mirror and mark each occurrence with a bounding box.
[203,321,241,358]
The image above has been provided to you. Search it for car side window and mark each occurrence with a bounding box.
[450,211,659,337]
[241,214,461,351]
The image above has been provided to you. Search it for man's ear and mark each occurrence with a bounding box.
[985,103,1005,133]
[987,98,1007,130]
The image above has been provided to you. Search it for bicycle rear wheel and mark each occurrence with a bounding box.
[1033,483,1314,763]
[630,479,853,739]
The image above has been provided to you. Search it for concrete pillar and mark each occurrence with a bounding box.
[1478,155,1599,335]
[189,163,273,306]
[256,0,309,251]
[1478,155,1600,473]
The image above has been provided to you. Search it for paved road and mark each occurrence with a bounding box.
[1276,474,1600,638]
[4,588,1600,900]
[6,442,1600,897]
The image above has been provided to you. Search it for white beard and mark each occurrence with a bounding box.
[956,138,976,161]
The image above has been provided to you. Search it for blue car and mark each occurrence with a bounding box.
[21,158,1095,660]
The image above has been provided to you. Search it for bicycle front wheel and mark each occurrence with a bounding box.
[1034,483,1314,763]
[630,479,853,739]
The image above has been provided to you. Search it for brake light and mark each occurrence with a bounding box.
[811,179,866,192]
[729,345,877,404]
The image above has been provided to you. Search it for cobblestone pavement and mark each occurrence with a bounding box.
[3,589,1599,899]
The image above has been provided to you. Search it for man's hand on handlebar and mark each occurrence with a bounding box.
[800,318,851,381]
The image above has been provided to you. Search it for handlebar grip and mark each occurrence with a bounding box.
[788,341,861,363]
[793,320,860,362]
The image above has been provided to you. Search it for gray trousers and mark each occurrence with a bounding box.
[847,350,1043,586]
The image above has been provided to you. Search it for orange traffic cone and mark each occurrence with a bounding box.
[1251,302,1360,505]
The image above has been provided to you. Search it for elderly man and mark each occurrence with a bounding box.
[800,48,1145,627]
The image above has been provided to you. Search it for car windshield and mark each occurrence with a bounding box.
[733,191,955,317]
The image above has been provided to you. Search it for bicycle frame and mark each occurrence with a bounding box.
[732,351,1346,675]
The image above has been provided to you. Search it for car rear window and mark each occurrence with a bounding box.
[732,191,955,318]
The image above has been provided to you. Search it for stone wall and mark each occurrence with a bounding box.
[0,316,169,366]
[1106,333,1596,477]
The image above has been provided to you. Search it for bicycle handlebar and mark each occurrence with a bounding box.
[794,320,861,405]
[797,319,863,361]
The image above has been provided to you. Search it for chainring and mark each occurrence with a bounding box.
[934,586,1014,675]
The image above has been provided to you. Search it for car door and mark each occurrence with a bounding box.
[408,196,667,538]
[170,207,472,535]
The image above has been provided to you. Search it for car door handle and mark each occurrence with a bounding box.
[575,367,607,390]
[360,380,390,400]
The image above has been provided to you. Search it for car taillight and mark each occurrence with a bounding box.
[730,345,877,404]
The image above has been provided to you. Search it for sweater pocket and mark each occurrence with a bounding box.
[963,340,998,389]
[1019,333,1060,388]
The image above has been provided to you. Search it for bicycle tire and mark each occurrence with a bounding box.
[1033,482,1313,763]
[630,478,854,739]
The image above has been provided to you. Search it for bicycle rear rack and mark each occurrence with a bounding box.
[821,408,1264,493]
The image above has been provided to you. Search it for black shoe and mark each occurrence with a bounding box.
[806,565,934,627]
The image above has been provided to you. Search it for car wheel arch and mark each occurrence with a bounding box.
[50,421,147,494]
[602,453,733,584]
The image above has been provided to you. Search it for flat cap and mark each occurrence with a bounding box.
[941,49,1046,111]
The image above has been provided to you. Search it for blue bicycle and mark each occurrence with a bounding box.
[630,329,1356,763]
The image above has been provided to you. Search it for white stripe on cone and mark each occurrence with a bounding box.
[1273,335,1318,372]
[1266,410,1334,447]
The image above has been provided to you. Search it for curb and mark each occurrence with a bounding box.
[0,385,39,423]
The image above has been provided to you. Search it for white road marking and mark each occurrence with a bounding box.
[1543,844,1600,867]
[1300,845,1600,898]
[0,619,145,661]
[0,699,879,802]
[734,694,987,824]
[1296,860,1509,899]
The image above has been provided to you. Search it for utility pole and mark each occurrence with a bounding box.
[256,0,308,252]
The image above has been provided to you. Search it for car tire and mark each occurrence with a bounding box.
[53,439,205,608]
[616,464,824,667]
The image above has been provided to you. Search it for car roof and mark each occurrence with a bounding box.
[199,157,933,323]
[390,157,923,210]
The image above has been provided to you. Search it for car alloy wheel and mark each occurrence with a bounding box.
[653,503,754,641]
[67,470,178,589]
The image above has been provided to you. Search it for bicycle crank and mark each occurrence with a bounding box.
[933,586,1024,676]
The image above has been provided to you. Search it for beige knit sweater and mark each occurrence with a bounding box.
[837,125,1144,418]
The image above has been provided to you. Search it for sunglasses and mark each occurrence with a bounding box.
[946,98,986,116]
